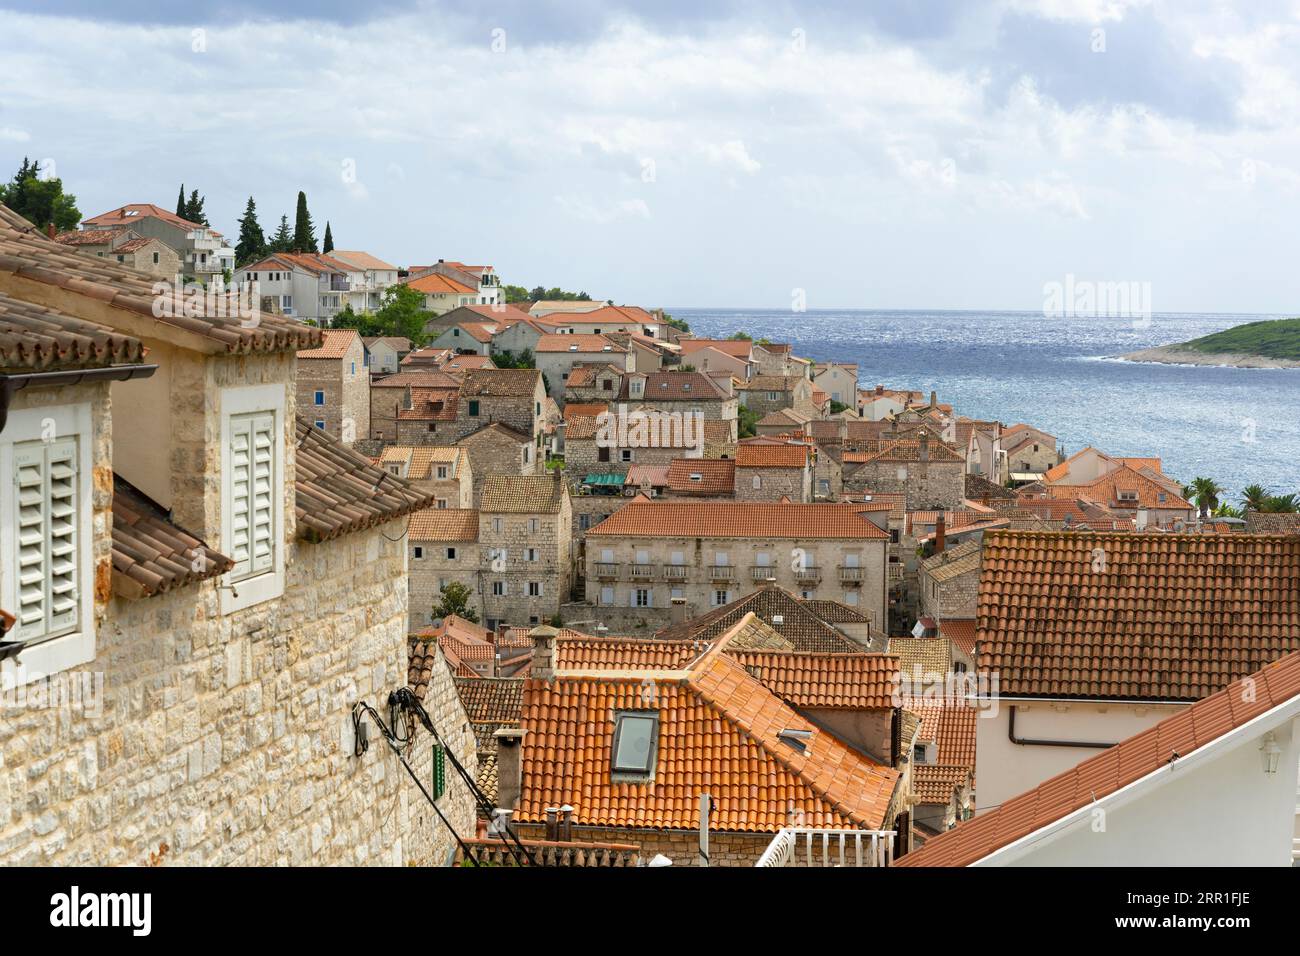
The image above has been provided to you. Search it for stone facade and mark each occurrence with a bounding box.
[451,370,544,444]
[298,333,370,442]
[845,459,965,511]
[919,563,980,621]
[457,424,538,504]
[585,534,887,632]
[479,480,573,629]
[0,369,474,866]
[409,536,483,631]
[734,464,812,503]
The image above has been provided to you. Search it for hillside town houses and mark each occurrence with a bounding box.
[4,191,1298,871]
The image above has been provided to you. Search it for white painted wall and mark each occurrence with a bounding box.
[992,715,1299,866]
[976,699,1187,812]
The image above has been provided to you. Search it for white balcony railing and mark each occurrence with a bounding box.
[755,828,896,867]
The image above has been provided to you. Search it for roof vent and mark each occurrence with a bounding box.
[771,614,784,625]
[569,345,579,352]
[777,728,812,753]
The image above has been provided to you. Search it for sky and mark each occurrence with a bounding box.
[1,0,1299,312]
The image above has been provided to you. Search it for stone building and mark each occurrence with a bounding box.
[734,442,813,502]
[917,538,981,622]
[663,458,737,499]
[616,370,737,436]
[564,413,736,480]
[297,328,369,442]
[457,422,539,504]
[378,446,473,508]
[737,374,815,418]
[56,228,180,281]
[585,499,889,630]
[1001,423,1061,481]
[479,474,572,630]
[453,367,545,447]
[505,617,902,866]
[369,369,461,441]
[562,362,625,404]
[0,205,475,866]
[842,430,966,510]
[812,361,858,406]
[407,509,482,630]
[361,335,411,374]
[534,334,632,400]
[394,383,461,445]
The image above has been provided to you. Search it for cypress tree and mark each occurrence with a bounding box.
[291,190,317,253]
[176,184,186,218]
[184,189,208,226]
[234,196,266,265]
[322,221,333,254]
[268,214,292,253]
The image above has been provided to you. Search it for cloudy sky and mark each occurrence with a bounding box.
[1,0,1298,311]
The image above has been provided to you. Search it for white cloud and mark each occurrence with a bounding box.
[702,139,761,175]
[0,127,30,142]
[554,195,650,223]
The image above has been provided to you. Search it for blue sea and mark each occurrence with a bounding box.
[670,309,1300,501]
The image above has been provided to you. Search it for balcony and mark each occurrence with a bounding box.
[594,563,619,580]
[888,564,904,584]
[707,565,735,583]
[793,566,822,583]
[755,828,896,868]
[838,565,864,584]
[630,564,655,581]
[455,837,641,867]
[663,564,688,581]
[750,566,777,583]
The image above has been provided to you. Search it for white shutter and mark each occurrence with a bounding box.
[229,412,276,581]
[12,437,79,639]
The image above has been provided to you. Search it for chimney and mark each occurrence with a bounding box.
[875,384,884,396]
[46,222,56,240]
[670,597,688,625]
[545,806,560,841]
[529,624,559,681]
[559,804,575,842]
[919,430,930,463]
[493,727,526,810]
[837,417,847,441]
[934,512,946,554]
[929,390,937,408]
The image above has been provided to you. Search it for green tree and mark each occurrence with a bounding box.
[738,403,760,438]
[432,582,479,623]
[1262,493,1299,513]
[493,348,535,369]
[730,331,753,341]
[184,188,208,226]
[330,306,385,337]
[1241,484,1269,512]
[1189,476,1225,519]
[663,312,690,334]
[267,214,293,253]
[176,184,186,218]
[0,158,81,232]
[292,190,318,253]
[503,284,532,303]
[234,196,266,266]
[373,284,427,344]
[322,221,334,254]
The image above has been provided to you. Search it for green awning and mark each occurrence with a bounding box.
[583,473,625,486]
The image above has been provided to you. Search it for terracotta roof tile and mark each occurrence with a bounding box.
[978,530,1300,701]
[897,648,1300,866]
[558,637,709,672]
[297,328,359,359]
[735,443,811,468]
[460,367,541,397]
[617,370,726,401]
[111,475,233,599]
[730,651,899,709]
[655,586,861,653]
[454,676,525,725]
[940,619,977,657]
[665,458,736,495]
[294,418,436,542]
[404,272,477,294]
[888,637,953,676]
[479,475,567,514]
[912,764,972,804]
[1,203,317,354]
[0,288,145,371]
[909,700,977,768]
[408,507,479,541]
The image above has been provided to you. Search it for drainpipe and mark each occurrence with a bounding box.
[1007,705,1114,749]
[0,364,158,435]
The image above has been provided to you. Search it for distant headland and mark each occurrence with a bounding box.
[1120,317,1300,368]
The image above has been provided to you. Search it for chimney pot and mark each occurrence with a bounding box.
[935,512,946,554]
[529,624,559,681]
[670,597,688,625]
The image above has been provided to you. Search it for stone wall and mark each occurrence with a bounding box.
[478,494,572,628]
[734,466,810,502]
[558,601,676,636]
[846,460,965,511]
[409,540,483,631]
[0,523,476,866]
[919,568,979,620]
[458,431,534,505]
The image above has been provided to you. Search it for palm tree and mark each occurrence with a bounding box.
[1241,483,1269,513]
[1262,493,1299,513]
[1189,476,1224,519]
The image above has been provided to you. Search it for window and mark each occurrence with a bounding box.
[752,475,762,490]
[611,712,659,777]
[153,252,160,264]
[843,591,859,606]
[712,589,729,607]
[3,417,91,675]
[436,466,448,480]
[670,551,684,566]
[492,517,503,534]
[600,548,614,563]
[413,546,424,559]
[436,498,448,509]
[527,518,539,534]
[116,254,125,263]
[350,362,356,375]
[314,390,325,406]
[600,586,615,605]
[314,421,325,431]
[602,379,613,391]
[281,295,292,310]
[525,547,538,562]
[620,449,634,463]
[446,547,457,559]
[598,447,610,463]
[468,400,480,417]
[528,582,542,597]
[634,588,651,607]
[220,385,285,613]
[713,551,728,566]
[491,581,506,597]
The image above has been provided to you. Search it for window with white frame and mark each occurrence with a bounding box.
[1,402,95,683]
[712,589,729,606]
[600,586,615,605]
[528,581,542,597]
[634,588,651,607]
[491,580,506,596]
[220,385,285,613]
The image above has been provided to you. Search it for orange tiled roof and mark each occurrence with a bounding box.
[297,328,359,359]
[0,288,145,372]
[557,637,709,672]
[896,648,1300,866]
[978,530,1300,701]
[729,651,898,709]
[664,458,736,495]
[655,586,860,653]
[588,500,889,539]
[940,619,977,657]
[83,202,208,232]
[405,272,476,294]
[535,333,627,353]
[111,475,232,599]
[564,402,609,422]
[735,443,811,469]
[909,700,977,768]
[517,622,900,833]
[408,507,479,541]
[912,764,971,804]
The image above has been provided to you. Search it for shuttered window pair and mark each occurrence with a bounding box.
[227,412,276,581]
[12,437,80,642]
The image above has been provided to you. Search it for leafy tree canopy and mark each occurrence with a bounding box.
[0,158,82,232]
[433,582,478,624]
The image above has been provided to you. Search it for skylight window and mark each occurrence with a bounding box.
[777,728,812,754]
[611,711,659,778]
